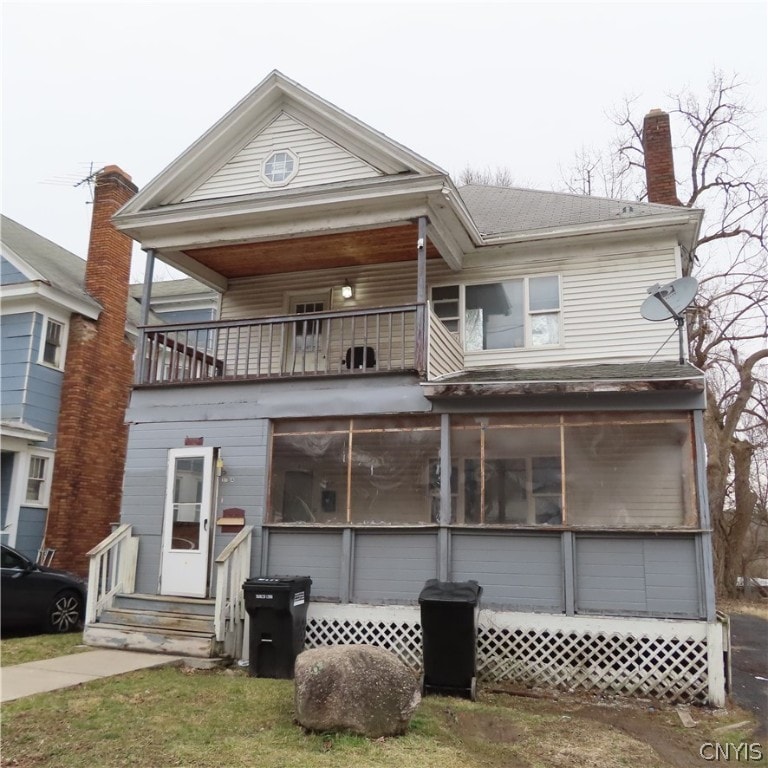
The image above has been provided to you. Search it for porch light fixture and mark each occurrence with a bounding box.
[341,280,354,300]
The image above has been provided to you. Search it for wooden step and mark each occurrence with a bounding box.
[98,608,215,634]
[112,594,216,617]
[84,623,219,658]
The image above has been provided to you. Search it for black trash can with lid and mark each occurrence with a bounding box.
[418,579,482,700]
[243,575,312,679]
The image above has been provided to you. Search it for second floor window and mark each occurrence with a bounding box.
[26,455,49,504]
[41,318,64,367]
[431,276,561,352]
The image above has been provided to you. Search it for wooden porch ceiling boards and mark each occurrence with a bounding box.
[180,223,441,278]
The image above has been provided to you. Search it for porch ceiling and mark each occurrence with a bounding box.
[179,223,440,279]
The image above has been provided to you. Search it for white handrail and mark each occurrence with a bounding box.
[214,526,253,659]
[85,524,139,624]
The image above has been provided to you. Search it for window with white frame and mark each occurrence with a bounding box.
[431,276,561,351]
[262,149,298,186]
[25,455,50,505]
[40,318,65,368]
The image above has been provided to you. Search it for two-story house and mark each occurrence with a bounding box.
[82,71,725,706]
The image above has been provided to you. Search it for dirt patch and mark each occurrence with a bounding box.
[449,686,766,768]
[454,709,524,744]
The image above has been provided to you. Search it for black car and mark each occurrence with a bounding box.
[1,544,86,634]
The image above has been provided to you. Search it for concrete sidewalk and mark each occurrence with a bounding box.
[1,649,183,702]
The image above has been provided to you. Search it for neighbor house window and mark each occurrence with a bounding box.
[25,455,50,505]
[41,318,65,368]
[269,416,441,525]
[431,276,560,351]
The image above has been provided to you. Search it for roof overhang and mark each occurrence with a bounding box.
[476,209,703,255]
[0,281,101,319]
[113,175,479,288]
[0,420,50,446]
[422,363,706,399]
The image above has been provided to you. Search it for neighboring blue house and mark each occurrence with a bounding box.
[129,278,219,325]
[0,216,112,558]
[0,215,216,561]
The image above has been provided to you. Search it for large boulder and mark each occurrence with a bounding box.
[294,644,421,738]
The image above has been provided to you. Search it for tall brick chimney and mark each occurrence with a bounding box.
[44,166,138,575]
[642,109,681,206]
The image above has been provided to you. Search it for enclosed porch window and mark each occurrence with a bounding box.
[269,417,441,525]
[268,412,698,529]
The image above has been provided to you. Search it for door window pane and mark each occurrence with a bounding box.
[171,457,203,549]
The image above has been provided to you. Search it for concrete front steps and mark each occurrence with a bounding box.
[83,594,221,658]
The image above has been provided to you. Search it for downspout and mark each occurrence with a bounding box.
[136,249,155,384]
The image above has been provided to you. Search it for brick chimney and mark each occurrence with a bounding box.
[642,109,681,206]
[44,166,138,575]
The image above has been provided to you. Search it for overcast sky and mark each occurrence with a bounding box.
[2,1,765,282]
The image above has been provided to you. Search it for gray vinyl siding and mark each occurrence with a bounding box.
[451,533,564,611]
[266,531,343,600]
[574,536,702,618]
[183,112,379,202]
[14,506,47,561]
[0,256,27,284]
[0,312,33,422]
[352,532,437,604]
[122,419,268,594]
[122,380,708,617]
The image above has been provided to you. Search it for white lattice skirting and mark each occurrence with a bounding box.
[304,604,727,706]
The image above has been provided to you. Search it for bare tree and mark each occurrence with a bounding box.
[563,71,768,596]
[457,165,516,187]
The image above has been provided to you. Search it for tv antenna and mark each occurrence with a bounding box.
[41,161,104,203]
[640,276,698,365]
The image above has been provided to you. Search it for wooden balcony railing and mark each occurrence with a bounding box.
[137,304,463,386]
[138,305,422,385]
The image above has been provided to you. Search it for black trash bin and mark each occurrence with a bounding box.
[418,579,482,700]
[243,575,312,679]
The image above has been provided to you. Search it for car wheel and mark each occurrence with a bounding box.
[47,590,83,633]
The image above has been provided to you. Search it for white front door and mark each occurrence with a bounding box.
[160,447,214,597]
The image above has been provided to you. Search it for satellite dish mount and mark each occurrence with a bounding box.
[640,277,698,365]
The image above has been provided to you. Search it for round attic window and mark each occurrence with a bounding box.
[262,149,298,186]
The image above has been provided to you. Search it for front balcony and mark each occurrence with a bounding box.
[137,303,464,386]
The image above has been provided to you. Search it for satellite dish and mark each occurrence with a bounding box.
[641,276,698,321]
[639,276,698,365]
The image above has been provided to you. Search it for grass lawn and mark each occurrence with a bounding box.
[1,632,89,667]
[2,665,765,768]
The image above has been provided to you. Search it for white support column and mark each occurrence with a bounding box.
[706,619,727,707]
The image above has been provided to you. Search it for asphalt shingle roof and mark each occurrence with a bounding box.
[457,185,683,237]
[129,277,215,299]
[1,214,148,328]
